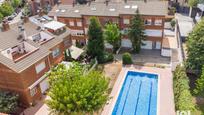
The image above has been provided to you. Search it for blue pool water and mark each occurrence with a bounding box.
[112,71,158,115]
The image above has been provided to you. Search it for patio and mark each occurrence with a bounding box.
[115,49,171,66]
[101,65,175,115]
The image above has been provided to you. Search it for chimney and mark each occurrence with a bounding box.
[57,0,62,6]
[72,1,75,7]
[38,7,43,17]
[87,0,91,6]
[124,0,127,3]
[144,0,147,3]
[2,20,10,31]
[105,0,109,6]
[17,24,27,41]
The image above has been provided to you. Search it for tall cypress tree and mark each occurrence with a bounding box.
[128,10,146,53]
[87,17,104,59]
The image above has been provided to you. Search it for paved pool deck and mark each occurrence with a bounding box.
[101,65,175,115]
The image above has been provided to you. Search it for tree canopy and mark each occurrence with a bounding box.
[194,65,204,96]
[46,63,109,114]
[186,18,204,72]
[87,17,105,60]
[11,0,22,8]
[103,23,121,53]
[128,10,146,53]
[0,91,19,114]
[188,0,199,7]
[0,2,14,17]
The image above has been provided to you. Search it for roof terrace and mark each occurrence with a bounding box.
[28,31,54,45]
[1,41,39,62]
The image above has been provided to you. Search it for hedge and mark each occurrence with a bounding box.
[173,65,195,111]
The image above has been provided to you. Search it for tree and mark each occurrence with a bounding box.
[87,17,105,60]
[188,0,198,17]
[0,13,3,22]
[194,65,204,96]
[0,91,19,114]
[173,65,195,111]
[46,63,109,114]
[186,18,204,72]
[0,2,14,17]
[11,0,22,8]
[22,3,31,16]
[128,10,146,53]
[103,23,121,53]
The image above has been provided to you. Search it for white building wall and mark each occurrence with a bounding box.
[161,48,171,57]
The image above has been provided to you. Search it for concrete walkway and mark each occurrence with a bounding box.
[20,96,50,115]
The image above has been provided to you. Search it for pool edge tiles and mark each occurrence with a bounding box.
[112,71,159,115]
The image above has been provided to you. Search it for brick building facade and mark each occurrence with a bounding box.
[0,17,72,106]
[48,1,168,51]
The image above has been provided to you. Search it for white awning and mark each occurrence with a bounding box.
[68,46,84,60]
[44,21,66,31]
[28,73,48,90]
[198,4,204,11]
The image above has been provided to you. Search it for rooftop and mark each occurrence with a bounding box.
[0,16,70,73]
[48,1,168,18]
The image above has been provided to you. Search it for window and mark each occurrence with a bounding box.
[64,39,71,47]
[123,19,130,25]
[69,21,74,26]
[77,22,82,27]
[86,19,90,25]
[30,87,37,96]
[154,19,162,26]
[52,48,60,58]
[35,61,46,74]
[121,28,129,35]
[144,19,152,25]
[145,29,162,37]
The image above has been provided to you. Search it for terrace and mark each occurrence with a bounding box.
[44,21,66,35]
[1,41,39,62]
[28,31,54,45]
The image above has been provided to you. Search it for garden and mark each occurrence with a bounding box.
[173,17,204,115]
[0,0,23,22]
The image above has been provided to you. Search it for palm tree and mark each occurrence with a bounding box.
[103,23,121,53]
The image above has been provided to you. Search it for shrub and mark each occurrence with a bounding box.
[122,53,133,65]
[194,65,204,96]
[0,90,19,114]
[98,52,114,64]
[0,2,14,17]
[173,65,195,111]
[170,19,176,30]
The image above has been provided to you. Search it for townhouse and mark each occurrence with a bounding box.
[28,0,75,15]
[28,0,59,15]
[0,16,72,106]
[48,1,168,53]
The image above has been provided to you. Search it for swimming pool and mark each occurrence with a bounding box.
[112,71,158,115]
